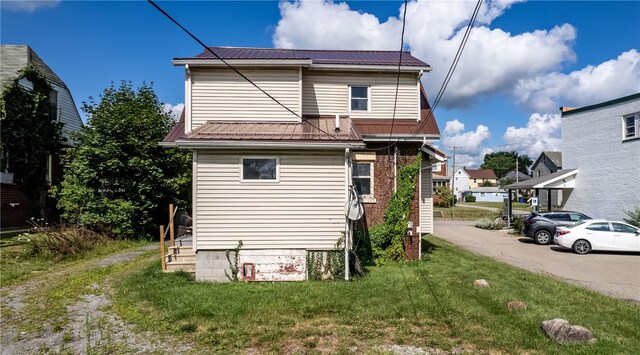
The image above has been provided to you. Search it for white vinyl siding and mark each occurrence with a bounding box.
[194,150,345,250]
[420,164,433,234]
[190,68,300,130]
[302,71,418,119]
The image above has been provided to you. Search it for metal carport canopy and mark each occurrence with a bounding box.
[503,169,577,226]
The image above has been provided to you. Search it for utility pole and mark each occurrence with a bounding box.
[449,146,461,220]
[515,157,519,202]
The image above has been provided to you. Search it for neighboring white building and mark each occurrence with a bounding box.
[506,93,640,219]
[462,187,508,203]
[561,93,640,220]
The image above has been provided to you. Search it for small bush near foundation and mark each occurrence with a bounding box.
[511,216,524,232]
[18,225,113,259]
[465,196,476,202]
[475,218,506,230]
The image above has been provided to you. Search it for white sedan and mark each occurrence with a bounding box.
[554,219,640,254]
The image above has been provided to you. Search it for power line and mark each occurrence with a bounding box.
[388,0,409,143]
[410,0,483,138]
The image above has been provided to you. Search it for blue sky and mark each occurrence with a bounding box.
[2,0,639,168]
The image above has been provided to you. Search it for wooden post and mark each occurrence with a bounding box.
[169,203,175,247]
[160,225,166,271]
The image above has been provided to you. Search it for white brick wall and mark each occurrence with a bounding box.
[562,96,640,220]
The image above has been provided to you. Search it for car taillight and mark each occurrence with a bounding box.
[525,220,536,225]
[559,230,571,236]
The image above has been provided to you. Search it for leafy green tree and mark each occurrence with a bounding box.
[481,151,532,179]
[53,82,190,238]
[434,185,453,207]
[0,66,64,217]
[623,207,640,227]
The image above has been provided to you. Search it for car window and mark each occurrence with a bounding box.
[569,213,589,221]
[586,222,611,232]
[612,223,638,233]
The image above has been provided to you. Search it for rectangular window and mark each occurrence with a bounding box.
[349,85,369,112]
[352,162,373,197]
[623,113,639,140]
[49,90,59,122]
[241,157,278,181]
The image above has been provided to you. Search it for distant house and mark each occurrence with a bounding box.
[431,150,449,192]
[452,167,497,198]
[501,170,531,185]
[162,47,445,282]
[505,93,640,219]
[462,187,508,203]
[0,45,83,229]
[531,151,562,206]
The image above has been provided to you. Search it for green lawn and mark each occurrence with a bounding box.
[112,237,640,354]
[464,201,531,211]
[434,206,496,220]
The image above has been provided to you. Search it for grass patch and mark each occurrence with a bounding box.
[0,237,149,287]
[471,201,530,211]
[434,206,496,220]
[113,237,640,353]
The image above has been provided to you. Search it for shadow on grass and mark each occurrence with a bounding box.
[421,238,439,257]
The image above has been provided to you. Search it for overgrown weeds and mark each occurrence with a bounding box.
[475,217,506,230]
[18,224,113,259]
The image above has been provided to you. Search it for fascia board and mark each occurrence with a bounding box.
[172,59,313,67]
[532,170,578,189]
[309,63,432,72]
[171,140,364,150]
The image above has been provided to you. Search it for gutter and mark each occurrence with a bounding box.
[172,59,313,67]
[160,140,365,150]
[363,135,439,142]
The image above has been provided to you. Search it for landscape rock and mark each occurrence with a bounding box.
[541,318,596,344]
[507,300,527,312]
[473,279,490,288]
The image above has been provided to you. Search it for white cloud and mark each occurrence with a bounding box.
[162,103,184,121]
[441,120,491,154]
[515,49,640,112]
[503,112,562,159]
[273,0,575,108]
[1,0,60,12]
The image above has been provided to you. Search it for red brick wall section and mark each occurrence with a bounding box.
[1,184,32,228]
[359,142,422,259]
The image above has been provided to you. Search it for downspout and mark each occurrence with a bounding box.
[344,148,351,281]
[393,145,398,193]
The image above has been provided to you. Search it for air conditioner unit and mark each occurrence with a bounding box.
[0,172,14,184]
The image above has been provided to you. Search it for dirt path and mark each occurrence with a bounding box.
[0,244,194,354]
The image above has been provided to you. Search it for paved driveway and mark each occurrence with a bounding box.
[433,219,640,303]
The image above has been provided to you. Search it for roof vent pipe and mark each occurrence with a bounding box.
[335,114,340,131]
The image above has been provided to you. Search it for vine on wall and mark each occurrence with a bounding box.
[369,151,422,263]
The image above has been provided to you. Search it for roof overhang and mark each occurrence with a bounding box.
[421,144,447,164]
[161,140,364,150]
[308,63,432,73]
[505,169,577,190]
[172,59,313,67]
[362,134,439,142]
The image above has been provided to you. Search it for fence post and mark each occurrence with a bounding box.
[169,203,175,247]
[160,225,166,271]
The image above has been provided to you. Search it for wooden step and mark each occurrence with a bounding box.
[165,261,195,273]
[168,245,194,255]
[166,253,195,263]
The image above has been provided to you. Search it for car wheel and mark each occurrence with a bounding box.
[534,230,552,245]
[572,239,591,255]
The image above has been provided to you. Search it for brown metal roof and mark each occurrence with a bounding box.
[180,116,361,144]
[162,110,186,143]
[464,168,497,180]
[177,47,430,67]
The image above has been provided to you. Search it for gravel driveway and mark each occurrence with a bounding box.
[433,219,640,303]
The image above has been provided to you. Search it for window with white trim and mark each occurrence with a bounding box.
[623,113,640,140]
[349,85,369,112]
[241,157,278,181]
[352,162,373,198]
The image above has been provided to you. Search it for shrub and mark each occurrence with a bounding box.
[475,218,506,230]
[465,195,476,202]
[18,225,112,259]
[511,216,524,232]
[623,207,640,227]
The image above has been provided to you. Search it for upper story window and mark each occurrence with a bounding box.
[349,85,369,112]
[49,90,59,122]
[623,113,639,140]
[241,157,278,182]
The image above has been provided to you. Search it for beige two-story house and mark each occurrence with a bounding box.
[162,47,443,282]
